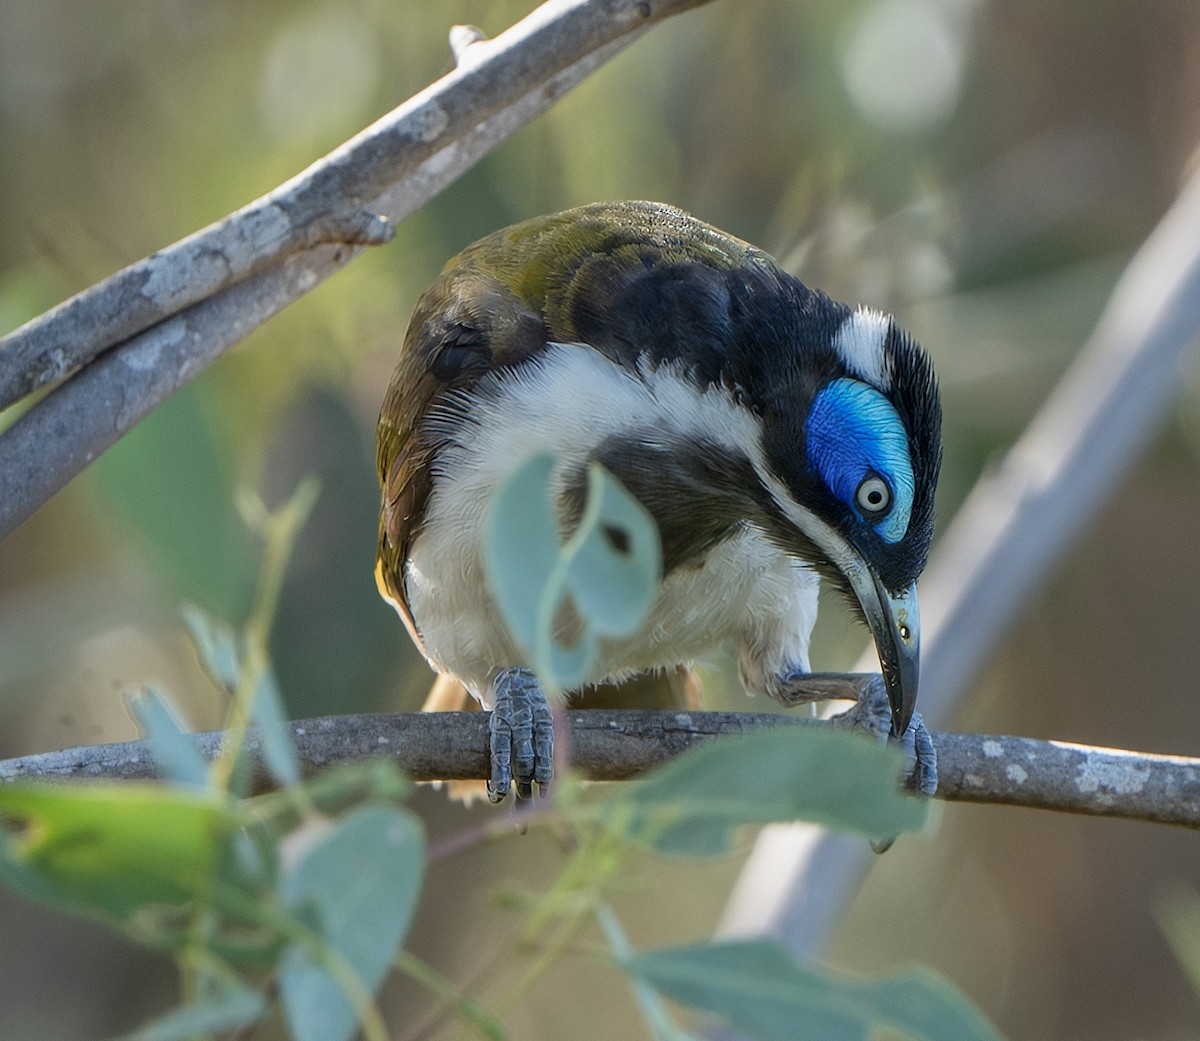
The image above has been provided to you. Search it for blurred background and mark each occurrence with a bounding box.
[2,0,1200,1037]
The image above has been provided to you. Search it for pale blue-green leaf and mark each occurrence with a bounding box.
[127,687,209,791]
[181,603,241,692]
[610,725,927,855]
[1156,885,1200,997]
[484,453,560,651]
[250,664,301,788]
[625,939,1003,1041]
[565,463,660,639]
[538,628,596,691]
[111,978,267,1041]
[214,821,279,901]
[299,759,413,811]
[596,903,702,1041]
[279,805,425,1041]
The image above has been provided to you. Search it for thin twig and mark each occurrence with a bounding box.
[0,0,715,540]
[1,710,1197,829]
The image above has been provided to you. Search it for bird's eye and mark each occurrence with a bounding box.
[855,475,891,516]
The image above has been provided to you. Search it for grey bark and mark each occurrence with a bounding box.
[0,0,714,539]
[2,711,1197,829]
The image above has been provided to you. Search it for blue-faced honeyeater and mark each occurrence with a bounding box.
[376,201,941,801]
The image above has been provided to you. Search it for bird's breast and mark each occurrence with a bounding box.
[404,342,820,703]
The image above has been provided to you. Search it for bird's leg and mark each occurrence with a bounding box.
[487,667,554,802]
[774,670,937,797]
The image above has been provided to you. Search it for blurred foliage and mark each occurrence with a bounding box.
[2,0,1200,1038]
[0,478,960,1041]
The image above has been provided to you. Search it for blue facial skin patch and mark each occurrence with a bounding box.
[805,378,915,543]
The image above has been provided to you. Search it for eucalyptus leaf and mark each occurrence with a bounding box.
[542,630,597,691]
[564,462,661,639]
[625,939,1004,1041]
[485,453,661,692]
[597,903,703,1041]
[279,804,425,1041]
[0,782,233,923]
[181,602,241,693]
[484,453,560,652]
[128,686,210,792]
[297,759,413,816]
[111,977,267,1041]
[250,664,301,789]
[608,725,928,855]
[86,382,256,618]
[1156,885,1200,997]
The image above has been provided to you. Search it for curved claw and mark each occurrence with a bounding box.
[486,667,554,802]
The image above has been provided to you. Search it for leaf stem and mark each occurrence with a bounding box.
[395,949,511,1041]
[209,479,319,800]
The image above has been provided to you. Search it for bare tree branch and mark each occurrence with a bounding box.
[1,711,1197,829]
[718,163,1200,952]
[0,0,715,540]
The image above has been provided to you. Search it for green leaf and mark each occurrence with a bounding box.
[563,462,661,639]
[484,453,561,653]
[608,726,928,855]
[597,903,703,1041]
[541,628,597,692]
[279,804,425,1041]
[181,603,242,693]
[293,759,413,816]
[485,454,661,691]
[112,976,267,1040]
[625,939,1004,1041]
[1156,885,1200,997]
[250,664,301,789]
[127,687,210,792]
[0,782,233,922]
[86,381,256,618]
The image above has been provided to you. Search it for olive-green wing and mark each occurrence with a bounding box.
[374,253,549,644]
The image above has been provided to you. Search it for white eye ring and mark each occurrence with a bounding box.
[856,475,891,516]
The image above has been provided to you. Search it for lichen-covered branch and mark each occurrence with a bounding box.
[0,0,715,540]
[2,711,1197,829]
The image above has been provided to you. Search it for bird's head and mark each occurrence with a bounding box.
[744,301,941,736]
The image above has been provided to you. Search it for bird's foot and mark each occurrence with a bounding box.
[828,675,938,797]
[487,667,554,802]
[820,675,937,854]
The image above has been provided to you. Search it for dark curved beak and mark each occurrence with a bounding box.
[767,496,922,736]
[857,574,920,737]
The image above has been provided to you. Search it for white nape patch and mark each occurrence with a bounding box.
[832,308,891,389]
[406,343,821,704]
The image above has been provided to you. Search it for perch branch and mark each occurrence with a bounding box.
[1,712,1197,830]
[0,0,714,540]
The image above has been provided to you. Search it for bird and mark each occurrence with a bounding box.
[375,200,941,802]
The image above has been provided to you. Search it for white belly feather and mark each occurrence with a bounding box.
[404,344,821,706]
